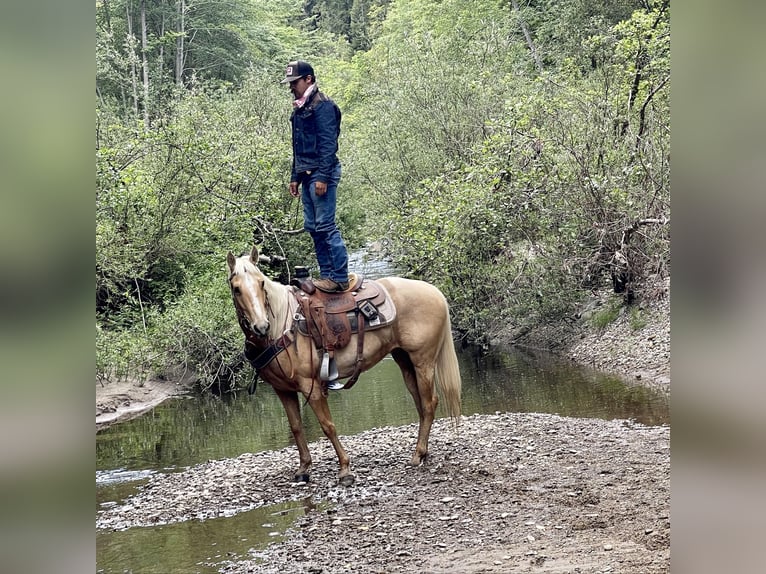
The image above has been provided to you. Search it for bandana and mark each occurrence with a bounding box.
[292,83,317,109]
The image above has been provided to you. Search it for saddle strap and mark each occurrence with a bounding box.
[310,301,334,356]
[244,332,293,371]
[343,309,365,390]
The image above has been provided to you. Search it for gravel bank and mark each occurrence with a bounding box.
[566,278,670,391]
[506,277,671,392]
[97,413,669,573]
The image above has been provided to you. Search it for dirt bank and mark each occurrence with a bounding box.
[96,371,195,432]
[507,277,670,392]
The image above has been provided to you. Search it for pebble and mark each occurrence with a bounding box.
[96,413,669,573]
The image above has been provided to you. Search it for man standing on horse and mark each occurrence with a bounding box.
[282,60,350,293]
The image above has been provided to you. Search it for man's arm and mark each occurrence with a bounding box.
[313,100,340,184]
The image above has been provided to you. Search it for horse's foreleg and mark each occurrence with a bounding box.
[274,389,312,482]
[307,395,354,486]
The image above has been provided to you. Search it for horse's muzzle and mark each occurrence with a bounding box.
[251,321,270,337]
[239,316,270,338]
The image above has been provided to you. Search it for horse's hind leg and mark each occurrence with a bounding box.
[392,348,423,417]
[274,389,312,482]
[392,349,438,466]
[307,394,354,486]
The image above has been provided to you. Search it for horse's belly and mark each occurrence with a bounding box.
[333,328,396,376]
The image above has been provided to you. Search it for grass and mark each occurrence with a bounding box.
[629,306,648,331]
[590,297,622,330]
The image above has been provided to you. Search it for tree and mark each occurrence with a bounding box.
[97,0,291,121]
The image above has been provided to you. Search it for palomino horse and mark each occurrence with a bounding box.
[226,247,462,486]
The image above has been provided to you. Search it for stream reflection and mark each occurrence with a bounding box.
[97,345,668,476]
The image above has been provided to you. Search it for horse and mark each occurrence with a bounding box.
[226,246,462,486]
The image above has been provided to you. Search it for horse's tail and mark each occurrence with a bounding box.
[435,307,462,427]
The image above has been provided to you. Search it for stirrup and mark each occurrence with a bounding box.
[320,352,339,382]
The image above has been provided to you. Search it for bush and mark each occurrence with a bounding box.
[148,271,247,391]
[96,324,158,384]
[629,306,648,331]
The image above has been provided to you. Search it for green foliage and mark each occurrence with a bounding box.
[354,1,669,341]
[96,0,670,387]
[96,0,312,120]
[523,0,647,70]
[345,0,525,219]
[305,0,392,51]
[97,323,158,383]
[590,297,622,330]
[629,306,648,331]
[96,71,299,319]
[148,270,247,390]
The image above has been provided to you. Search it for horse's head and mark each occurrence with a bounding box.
[227,246,271,339]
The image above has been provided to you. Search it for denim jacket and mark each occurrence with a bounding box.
[289,90,341,184]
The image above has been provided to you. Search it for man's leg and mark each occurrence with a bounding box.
[313,164,348,284]
[302,178,333,278]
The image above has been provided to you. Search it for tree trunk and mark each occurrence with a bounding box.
[98,0,112,108]
[140,0,150,129]
[126,1,139,119]
[175,0,185,87]
[158,7,165,99]
[101,0,112,31]
[511,0,543,73]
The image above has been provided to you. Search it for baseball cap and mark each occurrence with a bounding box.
[280,60,314,84]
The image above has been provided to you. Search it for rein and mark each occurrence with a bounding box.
[233,271,321,398]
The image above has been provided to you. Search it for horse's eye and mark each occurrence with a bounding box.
[232,287,241,295]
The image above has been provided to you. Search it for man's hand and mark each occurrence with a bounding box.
[315,181,327,196]
[289,181,299,198]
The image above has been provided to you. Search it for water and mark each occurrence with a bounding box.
[97,498,318,574]
[96,348,668,478]
[96,345,668,573]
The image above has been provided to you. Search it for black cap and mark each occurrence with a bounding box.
[280,60,314,84]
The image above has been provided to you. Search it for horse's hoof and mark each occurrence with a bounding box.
[338,474,355,487]
[293,473,310,483]
[407,453,428,467]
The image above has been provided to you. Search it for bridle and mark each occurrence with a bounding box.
[230,270,299,393]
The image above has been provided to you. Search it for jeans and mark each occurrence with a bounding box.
[300,162,349,283]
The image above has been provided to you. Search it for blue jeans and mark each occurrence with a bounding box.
[300,163,349,283]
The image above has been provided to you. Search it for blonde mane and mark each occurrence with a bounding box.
[234,255,295,340]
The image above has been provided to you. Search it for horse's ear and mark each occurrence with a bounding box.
[226,251,236,272]
[250,246,260,264]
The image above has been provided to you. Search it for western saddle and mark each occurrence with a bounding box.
[291,273,395,389]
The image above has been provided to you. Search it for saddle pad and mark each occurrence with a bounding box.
[294,279,396,340]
